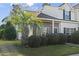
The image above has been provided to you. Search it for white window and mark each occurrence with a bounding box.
[64,28,76,35]
[63,10,71,20]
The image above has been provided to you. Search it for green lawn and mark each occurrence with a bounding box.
[0,40,79,56]
[19,45,79,56]
[0,40,21,45]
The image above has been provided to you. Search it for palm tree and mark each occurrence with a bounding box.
[42,3,50,7]
[2,4,43,45]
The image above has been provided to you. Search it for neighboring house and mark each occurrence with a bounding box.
[29,3,79,36]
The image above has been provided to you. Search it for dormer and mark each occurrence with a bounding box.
[59,3,75,20]
[59,3,72,11]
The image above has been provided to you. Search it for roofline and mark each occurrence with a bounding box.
[38,17,79,23]
[58,3,65,7]
[72,4,79,9]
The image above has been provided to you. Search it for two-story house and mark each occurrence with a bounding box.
[30,3,79,36]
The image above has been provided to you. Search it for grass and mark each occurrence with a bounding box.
[0,40,79,55]
[0,40,21,45]
[19,45,79,56]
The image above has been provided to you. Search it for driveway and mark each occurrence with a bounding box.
[0,44,22,56]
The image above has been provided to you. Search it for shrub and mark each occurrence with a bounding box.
[4,21,17,40]
[0,22,17,40]
[46,33,66,45]
[4,22,16,40]
[71,31,79,44]
[46,34,55,45]
[27,33,66,48]
[40,35,48,46]
[65,35,71,43]
[28,35,41,48]
[55,33,66,44]
[0,24,5,39]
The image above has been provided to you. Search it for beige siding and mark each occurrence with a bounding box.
[42,6,63,19]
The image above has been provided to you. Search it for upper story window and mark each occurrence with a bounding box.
[63,10,71,20]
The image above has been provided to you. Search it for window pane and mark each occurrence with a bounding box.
[64,28,76,35]
[54,28,58,33]
[65,11,69,20]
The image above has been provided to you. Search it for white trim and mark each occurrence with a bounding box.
[38,18,79,23]
[52,20,54,33]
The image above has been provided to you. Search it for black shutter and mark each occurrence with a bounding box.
[63,10,65,20]
[69,11,71,20]
[64,28,66,34]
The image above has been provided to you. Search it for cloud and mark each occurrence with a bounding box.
[10,3,34,7]
[27,3,34,6]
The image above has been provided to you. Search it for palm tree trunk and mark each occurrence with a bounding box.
[21,24,33,47]
[21,24,29,46]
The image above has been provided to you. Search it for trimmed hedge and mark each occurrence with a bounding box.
[54,33,66,44]
[46,33,66,45]
[46,34,55,45]
[65,35,71,43]
[27,33,66,48]
[40,35,48,46]
[28,35,41,47]
[71,31,79,44]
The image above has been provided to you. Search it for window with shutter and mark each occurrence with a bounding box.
[63,10,71,20]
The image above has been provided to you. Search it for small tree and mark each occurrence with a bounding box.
[0,24,5,39]
[2,4,43,45]
[4,21,17,40]
[0,21,16,40]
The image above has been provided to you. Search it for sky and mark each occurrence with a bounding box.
[0,3,62,25]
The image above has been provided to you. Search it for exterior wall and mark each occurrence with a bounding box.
[74,9,79,21]
[59,4,71,11]
[60,22,78,33]
[71,10,75,20]
[59,4,76,20]
[42,6,63,19]
[39,22,52,35]
[42,4,76,21]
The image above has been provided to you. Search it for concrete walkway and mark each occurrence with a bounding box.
[66,43,79,56]
[69,54,79,56]
[66,43,79,47]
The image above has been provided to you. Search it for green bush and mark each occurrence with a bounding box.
[0,21,17,40]
[65,35,71,43]
[40,35,48,46]
[27,33,66,48]
[0,24,5,39]
[4,21,17,40]
[28,35,41,48]
[55,33,66,44]
[71,31,79,44]
[46,33,66,45]
[46,34,55,45]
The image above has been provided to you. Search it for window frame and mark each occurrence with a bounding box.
[63,10,71,20]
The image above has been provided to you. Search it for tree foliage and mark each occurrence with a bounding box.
[0,21,17,40]
[4,21,17,40]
